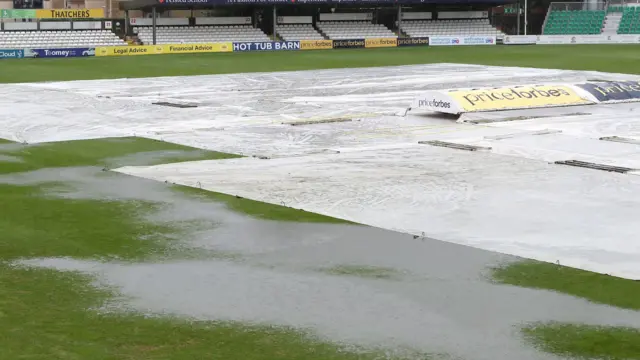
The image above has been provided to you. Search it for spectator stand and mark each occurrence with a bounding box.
[542,2,606,35]
[0,15,127,49]
[316,12,396,40]
[133,17,270,45]
[119,0,515,46]
[276,16,324,41]
[398,11,504,39]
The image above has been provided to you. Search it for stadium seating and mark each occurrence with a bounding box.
[608,5,625,13]
[316,21,396,40]
[135,25,270,44]
[617,6,640,34]
[543,10,605,34]
[0,30,126,49]
[400,19,503,38]
[276,24,324,41]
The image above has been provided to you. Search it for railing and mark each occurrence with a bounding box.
[548,1,608,11]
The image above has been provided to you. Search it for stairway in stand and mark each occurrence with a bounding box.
[601,12,622,34]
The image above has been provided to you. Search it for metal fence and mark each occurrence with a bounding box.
[548,1,607,12]
[609,0,640,6]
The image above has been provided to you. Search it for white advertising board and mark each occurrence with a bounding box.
[536,35,640,44]
[535,35,572,44]
[410,91,461,115]
[503,35,537,45]
[604,35,640,43]
[429,36,496,46]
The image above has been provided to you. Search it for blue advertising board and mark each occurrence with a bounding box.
[0,49,24,59]
[429,36,495,46]
[232,41,300,52]
[23,48,95,58]
[576,81,640,102]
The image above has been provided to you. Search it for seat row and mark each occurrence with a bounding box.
[0,30,126,48]
[316,22,396,40]
[400,19,503,38]
[135,26,270,44]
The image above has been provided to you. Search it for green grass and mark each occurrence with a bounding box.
[1,45,640,83]
[0,184,173,261]
[0,137,240,174]
[175,185,350,224]
[492,260,640,311]
[321,265,400,279]
[522,323,640,360]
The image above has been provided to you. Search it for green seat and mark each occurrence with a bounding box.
[617,8,640,34]
[544,8,607,35]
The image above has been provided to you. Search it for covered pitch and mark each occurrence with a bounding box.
[2,63,640,279]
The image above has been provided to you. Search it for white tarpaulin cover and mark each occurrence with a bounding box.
[2,63,640,279]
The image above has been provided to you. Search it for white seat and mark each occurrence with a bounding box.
[399,18,504,38]
[137,25,270,45]
[316,20,397,40]
[0,29,127,49]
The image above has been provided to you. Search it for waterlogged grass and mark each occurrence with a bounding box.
[0,265,419,360]
[0,137,403,360]
[522,322,640,360]
[492,260,640,310]
[0,137,239,174]
[322,265,400,280]
[2,45,640,83]
[0,184,173,261]
[175,185,351,224]
[495,261,640,360]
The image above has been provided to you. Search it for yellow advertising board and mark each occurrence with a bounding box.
[448,85,590,112]
[300,39,333,50]
[364,38,397,48]
[96,43,234,57]
[36,8,104,19]
[163,43,232,54]
[96,45,165,57]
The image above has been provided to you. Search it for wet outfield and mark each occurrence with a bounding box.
[2,63,640,359]
[3,151,640,360]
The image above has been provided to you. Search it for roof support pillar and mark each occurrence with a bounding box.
[125,10,129,36]
[152,6,157,45]
[397,5,402,35]
[273,6,277,41]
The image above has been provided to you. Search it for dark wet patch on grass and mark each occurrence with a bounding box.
[321,265,402,280]
[0,183,174,261]
[522,322,640,360]
[0,136,238,174]
[492,260,640,310]
[174,184,354,224]
[104,149,241,168]
[0,154,22,163]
